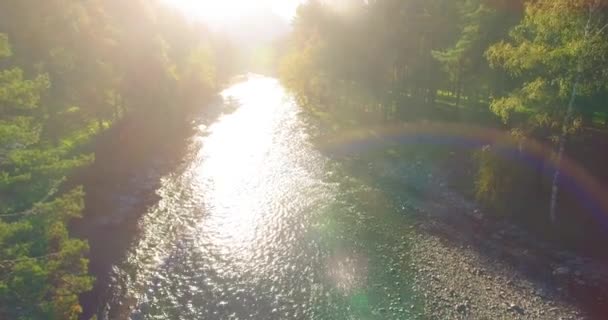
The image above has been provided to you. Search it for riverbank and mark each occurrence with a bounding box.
[353,146,608,319]
[74,129,191,319]
[73,99,228,319]
[410,232,581,319]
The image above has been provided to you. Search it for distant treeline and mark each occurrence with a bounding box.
[281,0,608,242]
[0,1,234,318]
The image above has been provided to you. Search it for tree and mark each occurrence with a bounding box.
[0,34,93,320]
[486,0,608,223]
[0,0,230,316]
[433,0,519,110]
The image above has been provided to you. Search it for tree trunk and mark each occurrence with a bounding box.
[455,74,462,108]
[549,6,592,224]
[455,82,462,108]
[550,75,581,223]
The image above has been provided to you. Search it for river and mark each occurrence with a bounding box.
[99,75,423,319]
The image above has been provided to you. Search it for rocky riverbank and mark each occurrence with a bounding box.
[352,148,608,319]
[402,159,608,319]
[410,233,582,319]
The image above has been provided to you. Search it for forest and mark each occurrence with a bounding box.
[281,0,608,251]
[0,0,234,318]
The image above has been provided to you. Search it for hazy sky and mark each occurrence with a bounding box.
[161,0,304,23]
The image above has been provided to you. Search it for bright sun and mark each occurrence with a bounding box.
[161,0,302,22]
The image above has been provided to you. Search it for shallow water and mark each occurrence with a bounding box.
[102,76,421,320]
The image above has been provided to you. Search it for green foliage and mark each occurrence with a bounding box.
[0,34,11,59]
[487,0,608,129]
[0,189,92,320]
[280,0,519,129]
[474,144,521,214]
[281,0,608,225]
[0,33,91,320]
[480,0,608,221]
[0,0,229,318]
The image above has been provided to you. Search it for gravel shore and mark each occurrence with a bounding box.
[364,152,608,319]
[409,231,583,320]
[401,173,608,319]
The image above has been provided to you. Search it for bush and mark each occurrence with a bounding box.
[474,134,544,216]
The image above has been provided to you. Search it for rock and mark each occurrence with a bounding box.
[553,266,570,276]
[456,303,468,313]
[507,303,525,315]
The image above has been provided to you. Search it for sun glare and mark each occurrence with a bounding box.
[162,0,302,22]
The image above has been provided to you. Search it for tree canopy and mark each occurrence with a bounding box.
[280,0,608,233]
[0,1,231,318]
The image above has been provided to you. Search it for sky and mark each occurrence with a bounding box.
[160,0,304,23]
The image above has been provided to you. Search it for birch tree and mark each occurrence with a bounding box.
[486,0,608,223]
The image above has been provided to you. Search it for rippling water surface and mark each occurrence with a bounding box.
[105,76,420,319]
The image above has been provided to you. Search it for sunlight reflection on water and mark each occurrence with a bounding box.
[192,77,318,273]
[104,75,418,320]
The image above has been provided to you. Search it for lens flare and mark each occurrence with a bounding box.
[321,123,608,227]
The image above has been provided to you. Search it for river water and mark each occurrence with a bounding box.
[102,76,423,319]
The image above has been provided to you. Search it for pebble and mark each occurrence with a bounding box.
[405,197,584,320]
[455,303,468,313]
[553,266,570,276]
[507,303,525,315]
